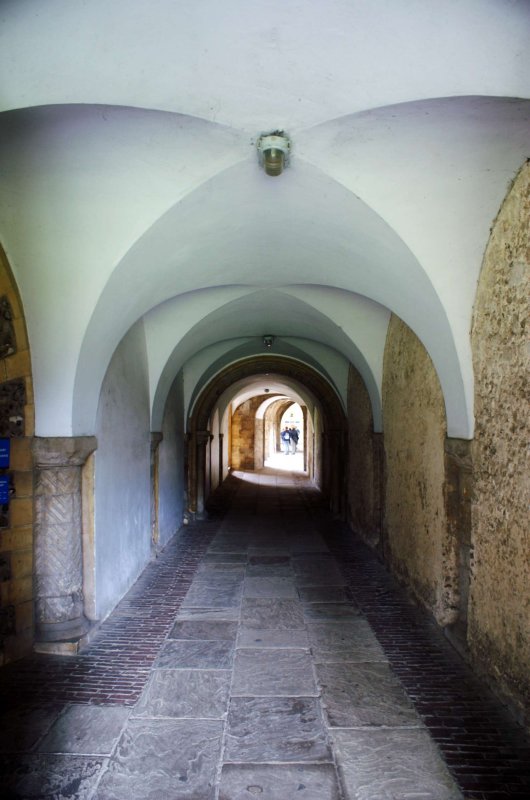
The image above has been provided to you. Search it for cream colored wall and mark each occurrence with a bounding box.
[0,247,34,663]
[382,316,457,625]
[469,161,530,725]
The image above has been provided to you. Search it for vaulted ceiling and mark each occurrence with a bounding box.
[1,0,529,437]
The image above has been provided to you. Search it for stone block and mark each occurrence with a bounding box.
[11,547,32,578]
[6,348,31,380]
[38,705,130,755]
[9,437,32,470]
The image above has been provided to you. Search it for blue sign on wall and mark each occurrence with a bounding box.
[0,439,10,469]
[0,476,9,504]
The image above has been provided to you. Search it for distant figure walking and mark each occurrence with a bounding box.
[281,425,291,455]
[289,425,300,454]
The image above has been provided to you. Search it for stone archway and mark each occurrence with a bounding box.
[187,356,347,518]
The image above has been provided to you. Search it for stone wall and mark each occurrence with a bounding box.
[346,365,380,548]
[0,246,34,664]
[469,160,530,724]
[382,316,458,625]
[231,397,265,470]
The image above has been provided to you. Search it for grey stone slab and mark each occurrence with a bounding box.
[94,719,223,800]
[333,728,463,800]
[243,576,297,598]
[0,705,63,753]
[317,662,419,727]
[196,561,246,577]
[241,597,305,630]
[202,552,248,564]
[303,602,362,621]
[225,697,331,763]
[37,704,130,755]
[292,555,344,585]
[169,619,238,641]
[0,753,105,798]
[298,586,349,603]
[181,579,243,608]
[307,620,388,662]
[207,537,249,554]
[247,555,292,577]
[134,669,230,719]
[238,627,309,648]
[232,648,318,696]
[154,639,233,669]
[219,763,340,800]
[176,606,240,621]
[248,547,290,557]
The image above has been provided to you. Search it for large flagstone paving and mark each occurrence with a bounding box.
[0,469,465,799]
[88,469,461,799]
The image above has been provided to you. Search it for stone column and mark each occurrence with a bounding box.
[443,437,473,653]
[150,432,163,552]
[32,436,97,649]
[195,430,211,519]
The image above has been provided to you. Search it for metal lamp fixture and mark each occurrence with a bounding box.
[263,335,274,349]
[257,132,291,177]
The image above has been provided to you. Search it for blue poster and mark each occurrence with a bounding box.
[0,439,9,469]
[0,476,9,503]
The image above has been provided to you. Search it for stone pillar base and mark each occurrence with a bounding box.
[34,614,93,655]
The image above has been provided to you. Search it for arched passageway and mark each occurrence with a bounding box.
[186,356,348,520]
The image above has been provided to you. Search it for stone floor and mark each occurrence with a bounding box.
[1,468,529,799]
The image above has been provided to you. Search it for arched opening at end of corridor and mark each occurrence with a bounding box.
[186,357,347,520]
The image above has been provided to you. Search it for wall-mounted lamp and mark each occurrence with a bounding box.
[263,335,274,349]
[257,132,291,177]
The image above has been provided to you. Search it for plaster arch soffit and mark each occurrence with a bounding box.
[189,357,346,434]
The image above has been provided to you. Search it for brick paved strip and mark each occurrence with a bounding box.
[0,524,217,708]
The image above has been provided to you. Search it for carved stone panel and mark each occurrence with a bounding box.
[0,296,16,359]
[0,379,25,437]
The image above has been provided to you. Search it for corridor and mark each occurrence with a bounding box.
[1,469,529,799]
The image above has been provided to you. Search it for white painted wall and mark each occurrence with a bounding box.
[94,320,151,621]
[158,371,186,546]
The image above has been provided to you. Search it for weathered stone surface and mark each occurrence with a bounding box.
[237,628,309,649]
[134,669,230,719]
[0,754,105,798]
[232,648,317,696]
[317,662,418,727]
[219,763,340,799]
[470,161,530,725]
[382,316,455,625]
[243,576,297,598]
[169,619,238,641]
[307,620,387,663]
[181,578,243,608]
[241,598,305,630]
[247,555,292,576]
[176,606,240,621]
[37,704,130,755]
[332,728,462,800]
[202,552,248,564]
[94,719,223,800]
[347,365,380,547]
[154,639,233,669]
[292,554,344,586]
[298,586,349,603]
[225,697,330,763]
[303,602,361,622]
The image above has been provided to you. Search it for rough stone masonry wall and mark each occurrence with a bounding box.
[347,365,380,548]
[231,397,265,470]
[469,161,530,725]
[382,316,458,626]
[0,245,35,664]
